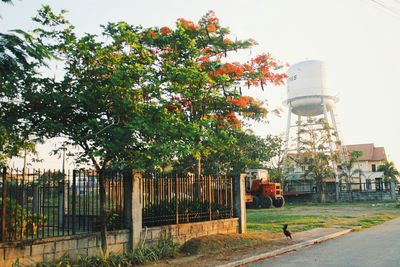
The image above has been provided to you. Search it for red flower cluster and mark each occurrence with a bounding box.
[244,53,288,87]
[165,104,182,113]
[252,54,270,65]
[160,26,171,35]
[215,112,241,128]
[148,30,157,38]
[177,18,198,30]
[228,96,253,108]
[225,112,241,127]
[207,24,217,33]
[171,96,192,108]
[206,11,219,24]
[198,56,210,63]
[210,63,244,78]
[223,38,233,44]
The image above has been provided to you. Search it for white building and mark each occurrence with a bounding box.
[342,143,387,190]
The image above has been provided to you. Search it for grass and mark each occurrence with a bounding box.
[247,201,400,233]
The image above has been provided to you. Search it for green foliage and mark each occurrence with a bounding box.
[0,1,54,167]
[199,132,283,175]
[378,160,400,183]
[3,5,285,251]
[31,233,178,267]
[339,150,364,183]
[143,198,230,226]
[36,170,64,185]
[127,233,178,265]
[290,118,339,202]
[1,197,47,241]
[105,212,123,230]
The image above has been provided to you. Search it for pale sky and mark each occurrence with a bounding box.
[2,0,400,170]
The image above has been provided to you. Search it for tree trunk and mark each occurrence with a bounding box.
[98,170,108,252]
[196,157,201,177]
[194,157,201,200]
[317,181,326,203]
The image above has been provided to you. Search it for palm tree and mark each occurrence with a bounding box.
[378,160,399,184]
[339,150,363,201]
[339,150,364,184]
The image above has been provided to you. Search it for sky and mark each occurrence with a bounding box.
[2,0,400,170]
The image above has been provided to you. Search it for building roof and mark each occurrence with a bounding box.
[343,143,387,161]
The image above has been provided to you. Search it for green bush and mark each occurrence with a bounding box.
[29,232,178,267]
[143,198,231,226]
[1,198,47,241]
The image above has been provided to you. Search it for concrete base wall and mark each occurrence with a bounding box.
[0,230,130,267]
[0,218,239,266]
[286,191,395,203]
[142,218,240,244]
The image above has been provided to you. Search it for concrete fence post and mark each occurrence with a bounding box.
[58,181,65,227]
[32,184,40,214]
[233,174,246,234]
[390,181,397,200]
[124,170,142,250]
[1,167,7,241]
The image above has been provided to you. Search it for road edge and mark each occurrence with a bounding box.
[216,228,353,267]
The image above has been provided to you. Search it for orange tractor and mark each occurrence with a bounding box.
[245,169,285,209]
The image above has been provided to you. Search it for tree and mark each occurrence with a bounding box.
[378,160,399,184]
[293,118,339,202]
[195,131,284,175]
[265,135,286,183]
[0,1,53,167]
[27,7,286,251]
[339,150,363,201]
[142,11,287,176]
[26,6,172,251]
[339,150,364,183]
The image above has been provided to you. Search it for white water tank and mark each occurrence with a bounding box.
[286,60,337,116]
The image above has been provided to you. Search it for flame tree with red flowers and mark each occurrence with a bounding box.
[20,8,286,251]
[140,11,287,175]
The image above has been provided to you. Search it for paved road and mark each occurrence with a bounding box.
[247,217,400,267]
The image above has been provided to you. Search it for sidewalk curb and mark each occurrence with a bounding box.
[216,229,353,267]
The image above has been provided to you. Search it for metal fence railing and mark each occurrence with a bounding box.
[339,181,391,192]
[283,180,393,194]
[1,167,237,242]
[0,168,124,242]
[142,173,234,227]
[283,180,314,193]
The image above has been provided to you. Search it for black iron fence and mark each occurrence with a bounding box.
[283,180,393,194]
[1,167,236,242]
[142,173,234,227]
[283,180,315,193]
[339,181,391,192]
[0,168,124,242]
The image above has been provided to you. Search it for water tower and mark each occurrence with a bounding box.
[284,60,345,181]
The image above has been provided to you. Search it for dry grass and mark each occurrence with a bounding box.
[180,232,281,255]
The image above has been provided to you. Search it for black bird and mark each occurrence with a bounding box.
[283,224,292,239]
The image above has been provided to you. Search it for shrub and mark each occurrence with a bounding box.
[2,198,46,241]
[30,232,178,266]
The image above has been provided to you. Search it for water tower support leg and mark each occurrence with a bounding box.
[322,97,339,201]
[284,106,292,174]
[284,106,292,155]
